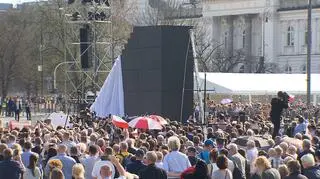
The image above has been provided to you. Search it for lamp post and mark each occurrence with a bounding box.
[53,61,75,90]
[307,0,312,105]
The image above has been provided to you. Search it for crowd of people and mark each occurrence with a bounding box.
[0,97,320,179]
[0,96,61,120]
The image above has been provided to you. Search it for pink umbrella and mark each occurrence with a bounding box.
[128,116,162,130]
[149,115,168,125]
[112,115,129,129]
[221,98,233,104]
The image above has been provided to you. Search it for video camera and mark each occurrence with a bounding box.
[278,91,289,105]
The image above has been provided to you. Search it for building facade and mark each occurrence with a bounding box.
[202,0,320,73]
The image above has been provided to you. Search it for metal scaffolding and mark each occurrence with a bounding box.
[56,0,113,112]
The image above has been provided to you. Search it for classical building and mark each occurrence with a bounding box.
[202,0,320,73]
[135,0,320,73]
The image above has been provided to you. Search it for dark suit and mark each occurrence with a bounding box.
[302,166,320,179]
[139,164,168,179]
[262,168,281,179]
[270,98,288,138]
[126,159,146,175]
[0,159,24,179]
[284,172,308,179]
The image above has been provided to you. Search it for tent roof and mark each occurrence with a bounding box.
[195,73,320,95]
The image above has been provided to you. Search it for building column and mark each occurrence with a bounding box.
[212,16,221,46]
[244,15,253,72]
[264,8,277,64]
[227,16,234,55]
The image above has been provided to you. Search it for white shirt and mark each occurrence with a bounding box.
[246,148,258,165]
[209,163,219,178]
[155,161,164,169]
[7,142,15,148]
[23,167,41,179]
[92,160,115,179]
[163,151,191,173]
[227,158,234,172]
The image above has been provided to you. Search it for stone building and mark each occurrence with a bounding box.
[202,0,320,73]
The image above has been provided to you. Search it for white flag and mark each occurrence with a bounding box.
[90,56,125,117]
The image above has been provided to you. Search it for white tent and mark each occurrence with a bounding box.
[195,73,320,95]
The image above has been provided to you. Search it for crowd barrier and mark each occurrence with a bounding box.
[9,120,32,130]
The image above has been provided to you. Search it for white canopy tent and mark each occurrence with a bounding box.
[195,73,320,95]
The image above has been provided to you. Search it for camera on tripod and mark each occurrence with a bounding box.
[278,91,290,105]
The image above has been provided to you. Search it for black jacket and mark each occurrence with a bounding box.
[284,172,308,179]
[139,164,167,179]
[303,166,320,179]
[126,159,146,175]
[270,98,288,120]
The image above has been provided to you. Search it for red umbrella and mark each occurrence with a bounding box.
[149,115,168,125]
[128,116,162,130]
[112,115,129,129]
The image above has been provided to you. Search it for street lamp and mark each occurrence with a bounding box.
[53,61,75,90]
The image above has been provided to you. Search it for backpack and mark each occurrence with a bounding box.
[232,160,245,179]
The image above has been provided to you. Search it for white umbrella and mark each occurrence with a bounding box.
[128,116,162,130]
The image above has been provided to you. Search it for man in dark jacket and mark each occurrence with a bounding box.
[0,148,24,179]
[270,91,288,139]
[298,139,315,168]
[284,160,307,179]
[126,149,146,175]
[139,151,167,179]
[186,146,198,166]
[301,154,320,179]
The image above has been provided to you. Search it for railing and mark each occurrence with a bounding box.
[163,6,203,19]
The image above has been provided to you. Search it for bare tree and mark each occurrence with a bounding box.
[211,49,245,72]
[0,9,35,98]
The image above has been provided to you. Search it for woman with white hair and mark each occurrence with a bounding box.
[163,136,191,178]
[246,140,258,166]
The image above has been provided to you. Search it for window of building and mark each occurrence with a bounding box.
[287,26,294,46]
[285,65,292,74]
[302,64,306,73]
[242,30,246,48]
[224,32,228,49]
[304,26,308,45]
[239,64,245,73]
